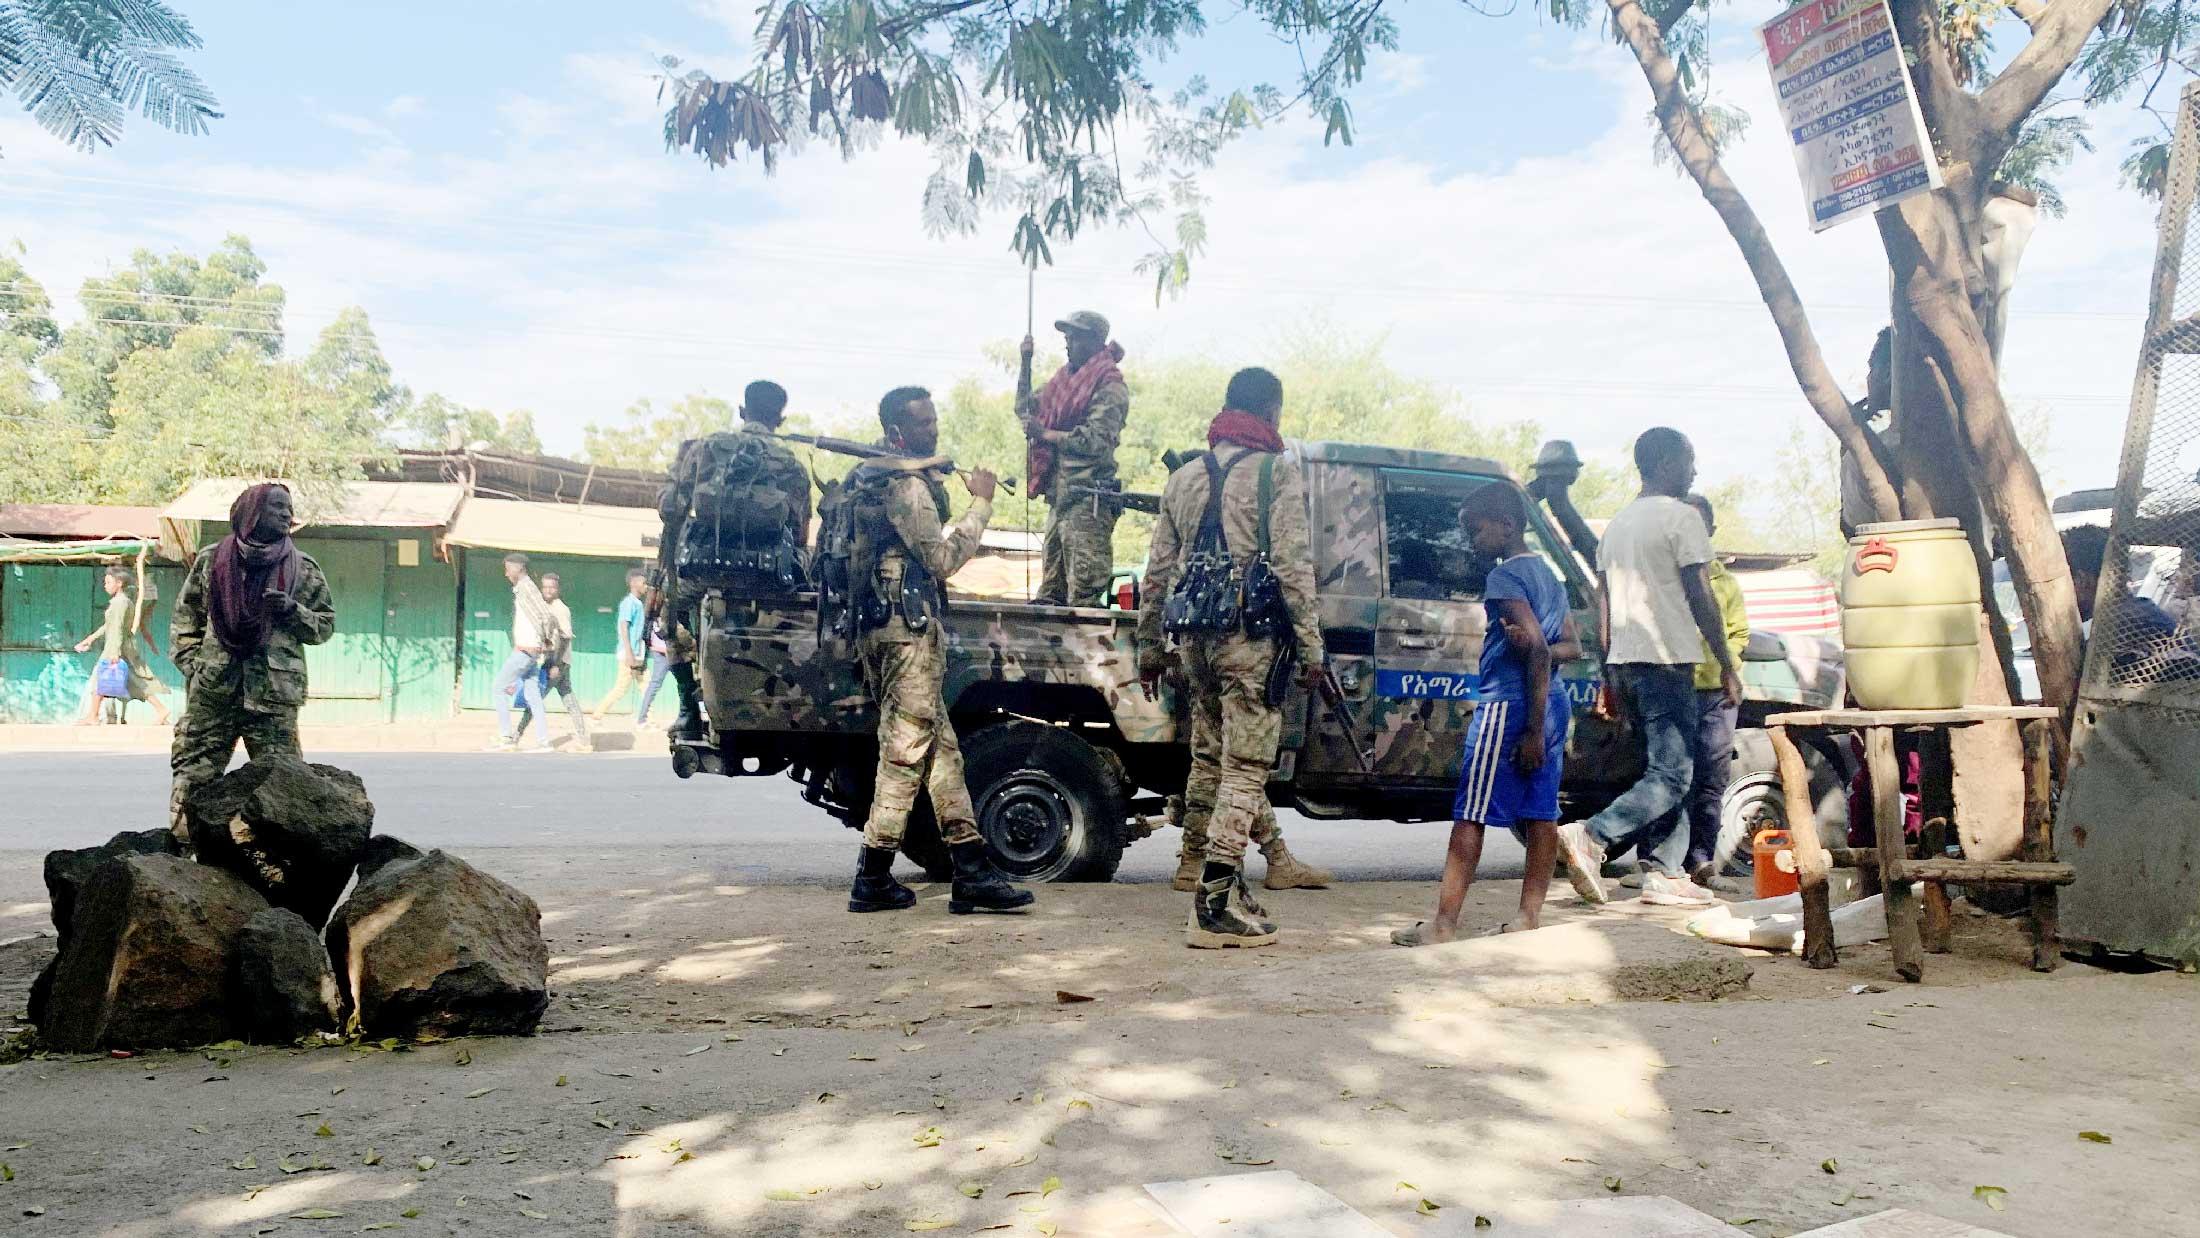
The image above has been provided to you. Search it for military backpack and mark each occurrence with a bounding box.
[679,432,804,593]
[814,462,950,653]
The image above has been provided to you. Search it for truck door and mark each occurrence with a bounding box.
[1301,465,1611,810]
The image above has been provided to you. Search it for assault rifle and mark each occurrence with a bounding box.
[1063,484,1161,515]
[775,432,1018,495]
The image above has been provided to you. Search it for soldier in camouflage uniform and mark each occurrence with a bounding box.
[168,483,336,839]
[1138,369,1325,948]
[846,386,1036,917]
[655,380,810,737]
[1021,310,1128,607]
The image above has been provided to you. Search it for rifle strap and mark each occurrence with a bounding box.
[1255,454,1275,558]
[1196,449,1251,556]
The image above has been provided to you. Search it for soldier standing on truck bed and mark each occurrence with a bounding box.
[1020,309,1128,607]
[1138,368,1326,948]
[654,380,810,739]
[842,386,1036,917]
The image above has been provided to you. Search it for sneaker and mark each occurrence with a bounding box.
[1618,867,1648,890]
[1640,872,1720,907]
[485,738,518,752]
[1554,822,1610,905]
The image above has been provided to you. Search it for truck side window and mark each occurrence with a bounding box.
[1381,470,1495,601]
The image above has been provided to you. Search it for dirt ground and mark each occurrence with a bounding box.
[3,847,2195,1237]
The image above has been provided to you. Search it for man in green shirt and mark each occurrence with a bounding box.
[1681,493,1751,884]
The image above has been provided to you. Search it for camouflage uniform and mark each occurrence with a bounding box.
[859,468,994,851]
[1137,445,1322,865]
[167,547,336,835]
[1037,378,1128,607]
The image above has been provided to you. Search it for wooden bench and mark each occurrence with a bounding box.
[1766,706,2071,982]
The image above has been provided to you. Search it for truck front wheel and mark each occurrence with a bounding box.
[1714,728,1849,877]
[962,721,1128,883]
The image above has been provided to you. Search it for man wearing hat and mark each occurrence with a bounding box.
[1020,309,1129,608]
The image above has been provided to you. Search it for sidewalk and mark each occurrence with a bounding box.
[0,718,659,754]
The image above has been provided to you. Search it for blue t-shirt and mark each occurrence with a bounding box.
[1477,553,1569,702]
[617,594,647,658]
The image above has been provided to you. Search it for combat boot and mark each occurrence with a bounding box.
[848,845,916,913]
[668,662,706,741]
[1188,861,1278,949]
[1171,844,1206,892]
[1259,836,1332,890]
[947,840,1035,915]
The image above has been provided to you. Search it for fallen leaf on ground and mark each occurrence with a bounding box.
[313,1124,333,1139]
[1054,991,1095,1004]
[1822,1158,1839,1175]
[1036,1223,1059,1237]
[400,1209,421,1219]
[1695,1108,1732,1115]
[1418,1199,1441,1216]
[1811,1059,1831,1066]
[1395,1181,1417,1192]
[1974,1185,2007,1212]
[329,1087,345,1097]
[361,1225,400,1232]
[591,1117,616,1130]
[1603,1176,1623,1193]
[276,1156,308,1175]
[850,1054,877,1062]
[1065,1099,1092,1113]
[242,1185,271,1201]
[555,1076,569,1087]
[903,1219,952,1232]
[864,1181,884,1190]
[1042,1175,1062,1197]
[1008,1152,1038,1168]
[2079,1131,2112,1144]
[361,1150,381,1166]
[765,1187,823,1202]
[519,1209,550,1221]
[230,1155,257,1171]
[913,1127,944,1149]
[288,1208,343,1219]
[958,1181,986,1198]
[453,1047,471,1067]
[1476,1218,1492,1229]
[817,1092,837,1104]
[685,1045,710,1056]
[415,1157,436,1172]
[464,1088,496,1100]
[772,1048,788,1057]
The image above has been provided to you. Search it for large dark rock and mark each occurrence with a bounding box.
[43,829,183,938]
[41,854,269,1050]
[231,908,340,1043]
[326,842,548,1039]
[354,834,423,883]
[27,955,57,1027]
[186,758,373,929]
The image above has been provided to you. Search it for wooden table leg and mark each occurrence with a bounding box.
[2023,719,2061,972]
[1771,725,1838,969]
[1919,817,1953,954]
[1866,728,1923,982]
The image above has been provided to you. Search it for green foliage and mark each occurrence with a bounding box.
[658,0,1389,288]
[392,392,543,455]
[1996,115,2093,217]
[0,237,527,507]
[581,392,739,472]
[0,0,221,152]
[934,327,1630,562]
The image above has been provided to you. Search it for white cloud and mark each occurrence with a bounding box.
[0,23,2151,517]
[385,94,427,120]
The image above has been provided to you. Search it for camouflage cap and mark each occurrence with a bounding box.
[1053,310,1110,339]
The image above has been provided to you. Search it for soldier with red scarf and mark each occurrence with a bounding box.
[1019,309,1129,607]
[167,483,335,838]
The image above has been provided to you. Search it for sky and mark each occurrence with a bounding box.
[0,0,2159,513]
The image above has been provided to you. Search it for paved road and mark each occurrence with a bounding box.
[1,752,1521,885]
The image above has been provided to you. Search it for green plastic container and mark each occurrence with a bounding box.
[1840,519,1981,710]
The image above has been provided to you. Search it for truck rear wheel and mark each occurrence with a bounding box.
[1715,729,1849,877]
[963,721,1128,883]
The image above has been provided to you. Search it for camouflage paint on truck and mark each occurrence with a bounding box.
[684,440,1845,880]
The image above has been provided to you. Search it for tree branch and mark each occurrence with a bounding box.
[1978,0,2121,142]
[1605,0,1902,520]
[2007,0,2049,30]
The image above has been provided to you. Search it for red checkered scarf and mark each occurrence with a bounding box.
[1027,341,1125,493]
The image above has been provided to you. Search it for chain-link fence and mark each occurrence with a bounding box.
[2082,81,2200,709]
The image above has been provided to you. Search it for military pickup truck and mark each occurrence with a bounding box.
[676,440,1850,883]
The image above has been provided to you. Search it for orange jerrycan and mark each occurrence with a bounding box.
[1752,829,1801,899]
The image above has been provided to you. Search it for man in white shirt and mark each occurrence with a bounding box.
[490,553,556,752]
[1555,428,1742,908]
[514,571,592,750]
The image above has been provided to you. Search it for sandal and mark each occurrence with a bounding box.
[1390,922,1429,948]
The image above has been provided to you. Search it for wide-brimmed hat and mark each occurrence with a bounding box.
[1052,310,1110,339]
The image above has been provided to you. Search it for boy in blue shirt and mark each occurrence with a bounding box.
[1393,484,1580,946]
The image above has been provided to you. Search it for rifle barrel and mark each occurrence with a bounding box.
[777,433,1018,495]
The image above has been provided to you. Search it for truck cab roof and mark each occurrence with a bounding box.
[1292,440,1514,481]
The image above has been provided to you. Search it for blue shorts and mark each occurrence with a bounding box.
[1452,694,1568,828]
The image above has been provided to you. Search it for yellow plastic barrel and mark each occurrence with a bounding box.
[1840,518,1981,710]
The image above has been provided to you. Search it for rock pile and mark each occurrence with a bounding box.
[31,757,548,1053]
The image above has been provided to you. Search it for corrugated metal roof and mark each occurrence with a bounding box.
[162,479,468,529]
[444,498,658,560]
[0,504,164,540]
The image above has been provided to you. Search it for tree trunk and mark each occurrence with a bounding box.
[1877,199,2084,718]
[1606,0,1901,523]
